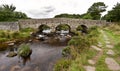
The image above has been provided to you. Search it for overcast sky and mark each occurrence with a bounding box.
[0,0,119,18]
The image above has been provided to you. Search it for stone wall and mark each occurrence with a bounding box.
[0,22,19,31]
[19,18,107,31]
[0,18,107,31]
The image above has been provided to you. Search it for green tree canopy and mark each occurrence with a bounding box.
[103,3,120,22]
[54,13,81,19]
[0,4,29,22]
[87,2,107,20]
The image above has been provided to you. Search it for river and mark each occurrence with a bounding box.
[0,37,69,71]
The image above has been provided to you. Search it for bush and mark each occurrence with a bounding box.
[62,46,71,57]
[38,25,50,33]
[56,24,70,31]
[12,32,20,39]
[18,44,31,57]
[87,26,100,45]
[54,58,71,71]
[68,36,90,53]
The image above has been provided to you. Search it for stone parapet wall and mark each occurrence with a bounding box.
[0,22,19,31]
[19,18,107,30]
[0,18,107,31]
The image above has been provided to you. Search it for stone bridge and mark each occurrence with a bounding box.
[0,18,107,31]
[19,18,106,31]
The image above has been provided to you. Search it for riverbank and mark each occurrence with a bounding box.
[54,24,120,71]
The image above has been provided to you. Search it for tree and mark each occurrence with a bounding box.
[81,13,92,19]
[2,4,16,12]
[54,13,81,19]
[103,3,120,22]
[87,2,107,20]
[0,4,29,22]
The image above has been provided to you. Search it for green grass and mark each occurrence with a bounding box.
[96,54,111,71]
[0,28,35,43]
[102,26,120,67]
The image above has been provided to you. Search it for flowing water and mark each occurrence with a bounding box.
[0,36,70,71]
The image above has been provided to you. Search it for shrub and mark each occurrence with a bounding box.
[12,32,20,39]
[38,25,50,33]
[87,26,100,45]
[68,36,90,53]
[54,58,71,71]
[18,44,31,57]
[62,46,71,57]
[56,24,70,31]
[0,38,8,43]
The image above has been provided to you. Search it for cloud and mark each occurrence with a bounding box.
[26,6,55,18]
[0,0,120,18]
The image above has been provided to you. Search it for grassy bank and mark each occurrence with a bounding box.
[0,28,35,51]
[54,26,100,71]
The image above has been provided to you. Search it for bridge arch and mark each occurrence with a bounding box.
[76,24,88,33]
[38,24,51,33]
[55,24,71,31]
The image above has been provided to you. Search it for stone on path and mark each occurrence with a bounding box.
[88,60,95,65]
[98,42,102,47]
[84,66,95,71]
[106,50,115,56]
[105,41,110,44]
[91,46,102,51]
[106,45,113,48]
[105,57,120,71]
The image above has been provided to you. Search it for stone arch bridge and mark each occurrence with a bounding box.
[19,18,106,31]
[0,18,107,31]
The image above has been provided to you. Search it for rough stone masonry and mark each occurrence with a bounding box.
[0,18,107,31]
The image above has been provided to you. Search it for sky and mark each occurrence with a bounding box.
[0,0,120,18]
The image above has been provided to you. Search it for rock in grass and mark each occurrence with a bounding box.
[7,52,17,57]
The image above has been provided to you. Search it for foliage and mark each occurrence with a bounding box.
[0,28,34,42]
[76,25,88,33]
[68,36,90,53]
[0,4,29,22]
[54,58,71,71]
[87,26,100,45]
[38,24,50,33]
[56,24,70,31]
[62,46,71,57]
[20,27,34,32]
[54,13,81,19]
[18,44,31,57]
[103,3,120,22]
[55,26,100,71]
[81,13,93,19]
[87,2,107,20]
[54,2,107,20]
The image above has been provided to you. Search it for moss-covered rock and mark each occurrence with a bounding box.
[7,52,17,57]
[18,44,32,57]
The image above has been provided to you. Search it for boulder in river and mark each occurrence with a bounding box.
[7,52,17,57]
[18,44,32,57]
